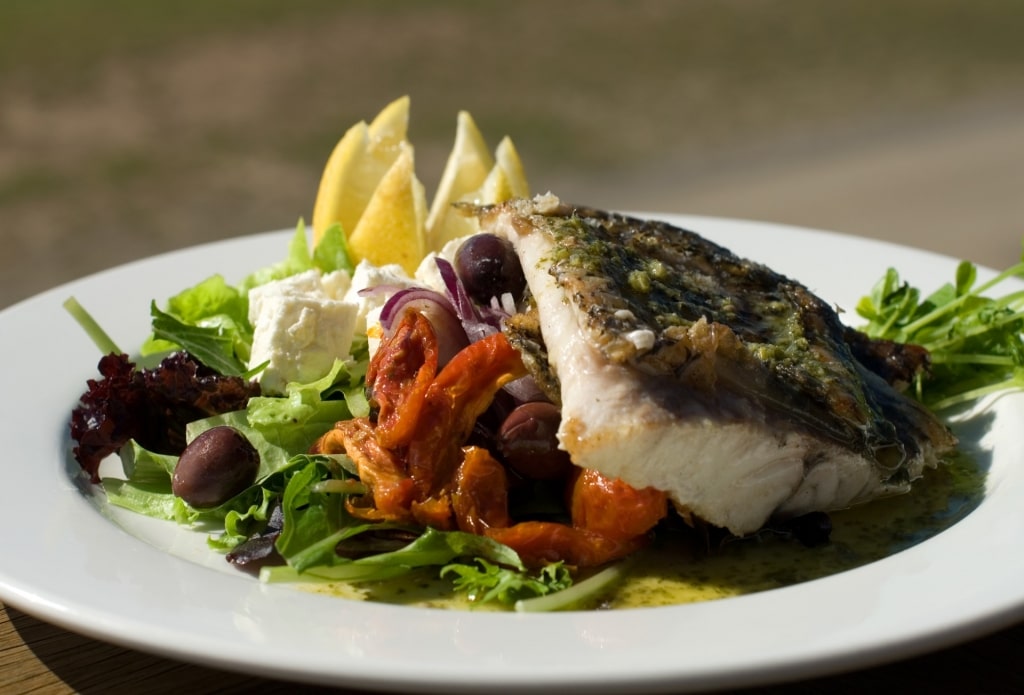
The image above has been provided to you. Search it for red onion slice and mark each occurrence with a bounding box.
[379,288,469,367]
[435,257,505,342]
[433,257,549,404]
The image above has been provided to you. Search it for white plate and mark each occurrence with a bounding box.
[2,215,1023,694]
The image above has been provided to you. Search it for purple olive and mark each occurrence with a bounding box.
[454,233,526,305]
[172,426,259,508]
[497,401,572,481]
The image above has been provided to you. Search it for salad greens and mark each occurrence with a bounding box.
[141,221,350,375]
[856,254,1024,410]
[68,220,584,611]
[442,558,573,606]
[69,219,1024,613]
[64,296,121,355]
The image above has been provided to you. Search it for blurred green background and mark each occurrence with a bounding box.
[2,0,1023,309]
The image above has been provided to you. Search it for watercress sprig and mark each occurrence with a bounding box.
[856,254,1024,410]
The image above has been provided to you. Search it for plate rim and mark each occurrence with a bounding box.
[3,213,1023,693]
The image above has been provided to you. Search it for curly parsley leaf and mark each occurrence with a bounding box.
[441,558,572,606]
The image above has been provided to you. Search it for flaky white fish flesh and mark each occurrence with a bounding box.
[479,195,957,535]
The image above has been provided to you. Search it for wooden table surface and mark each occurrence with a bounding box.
[3,598,1023,694]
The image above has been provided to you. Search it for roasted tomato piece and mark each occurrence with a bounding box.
[569,468,668,541]
[405,331,527,498]
[312,418,415,522]
[486,521,647,568]
[452,446,510,534]
[366,311,439,450]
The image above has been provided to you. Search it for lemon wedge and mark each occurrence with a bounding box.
[475,136,531,206]
[346,144,427,275]
[311,96,411,245]
[425,122,532,252]
[425,111,495,251]
[311,98,530,267]
[493,135,530,199]
[367,94,410,145]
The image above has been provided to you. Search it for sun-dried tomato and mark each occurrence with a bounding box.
[486,521,648,568]
[313,417,416,522]
[405,331,527,498]
[483,470,667,568]
[569,468,668,541]
[366,312,438,450]
[452,446,510,534]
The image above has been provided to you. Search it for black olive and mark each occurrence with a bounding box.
[497,401,572,481]
[172,426,260,509]
[454,233,526,305]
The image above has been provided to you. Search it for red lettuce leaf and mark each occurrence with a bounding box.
[70,352,260,482]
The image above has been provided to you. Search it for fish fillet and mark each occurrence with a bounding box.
[478,195,956,535]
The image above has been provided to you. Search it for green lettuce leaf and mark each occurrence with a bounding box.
[102,478,181,520]
[311,223,355,276]
[141,220,357,376]
[148,302,250,376]
[245,358,361,453]
[118,440,177,484]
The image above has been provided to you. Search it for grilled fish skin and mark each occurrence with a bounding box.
[479,195,957,535]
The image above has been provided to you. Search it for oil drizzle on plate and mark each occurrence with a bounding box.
[608,451,982,608]
[305,451,984,611]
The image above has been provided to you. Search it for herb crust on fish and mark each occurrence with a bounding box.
[479,195,957,535]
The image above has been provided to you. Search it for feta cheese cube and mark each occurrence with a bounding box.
[248,269,350,326]
[248,270,357,394]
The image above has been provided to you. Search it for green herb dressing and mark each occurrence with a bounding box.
[302,453,983,611]
[608,452,982,609]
